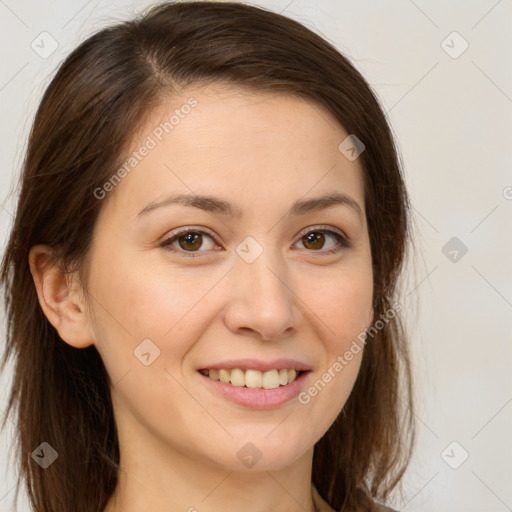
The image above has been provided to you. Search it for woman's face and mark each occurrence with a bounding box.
[84,84,373,473]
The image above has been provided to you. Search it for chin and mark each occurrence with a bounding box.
[203,433,313,473]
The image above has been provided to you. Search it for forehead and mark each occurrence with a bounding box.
[100,84,366,222]
[146,83,346,150]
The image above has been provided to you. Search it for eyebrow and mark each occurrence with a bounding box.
[137,192,363,224]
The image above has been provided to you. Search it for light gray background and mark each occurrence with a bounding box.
[1,1,511,511]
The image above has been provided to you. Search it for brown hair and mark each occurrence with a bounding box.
[0,2,415,511]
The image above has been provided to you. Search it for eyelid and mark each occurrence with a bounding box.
[165,225,217,240]
[294,224,348,243]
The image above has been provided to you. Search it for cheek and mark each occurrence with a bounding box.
[292,258,372,415]
[90,246,209,337]
[300,300,369,433]
[300,259,372,401]
[88,260,218,432]
[88,249,228,386]
[307,261,373,346]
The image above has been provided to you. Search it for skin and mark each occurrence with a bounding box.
[29,84,374,512]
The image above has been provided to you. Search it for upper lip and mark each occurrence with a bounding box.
[198,358,312,372]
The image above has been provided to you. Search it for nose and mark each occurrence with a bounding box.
[222,247,301,342]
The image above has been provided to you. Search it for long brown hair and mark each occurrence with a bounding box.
[0,2,415,511]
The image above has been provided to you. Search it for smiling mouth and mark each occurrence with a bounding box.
[198,368,306,389]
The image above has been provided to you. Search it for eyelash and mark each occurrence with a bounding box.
[159,225,352,259]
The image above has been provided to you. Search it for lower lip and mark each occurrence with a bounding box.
[198,371,311,409]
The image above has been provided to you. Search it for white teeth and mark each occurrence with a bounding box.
[201,368,301,388]
[230,368,245,387]
[219,369,230,383]
[262,369,280,389]
[245,369,262,388]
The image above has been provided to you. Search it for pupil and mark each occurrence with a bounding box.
[180,233,201,251]
[305,232,324,250]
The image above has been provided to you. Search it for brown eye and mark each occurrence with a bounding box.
[301,232,326,250]
[295,228,349,254]
[160,228,217,256]
[177,232,203,251]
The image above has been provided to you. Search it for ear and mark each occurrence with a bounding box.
[28,244,95,348]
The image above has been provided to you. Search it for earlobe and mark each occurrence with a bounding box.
[28,244,95,348]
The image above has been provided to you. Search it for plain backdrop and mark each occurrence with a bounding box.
[1,1,511,511]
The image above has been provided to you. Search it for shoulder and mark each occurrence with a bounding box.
[312,484,398,512]
[357,501,398,512]
[363,500,398,512]
[371,504,398,512]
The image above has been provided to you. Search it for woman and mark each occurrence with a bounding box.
[0,2,415,511]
